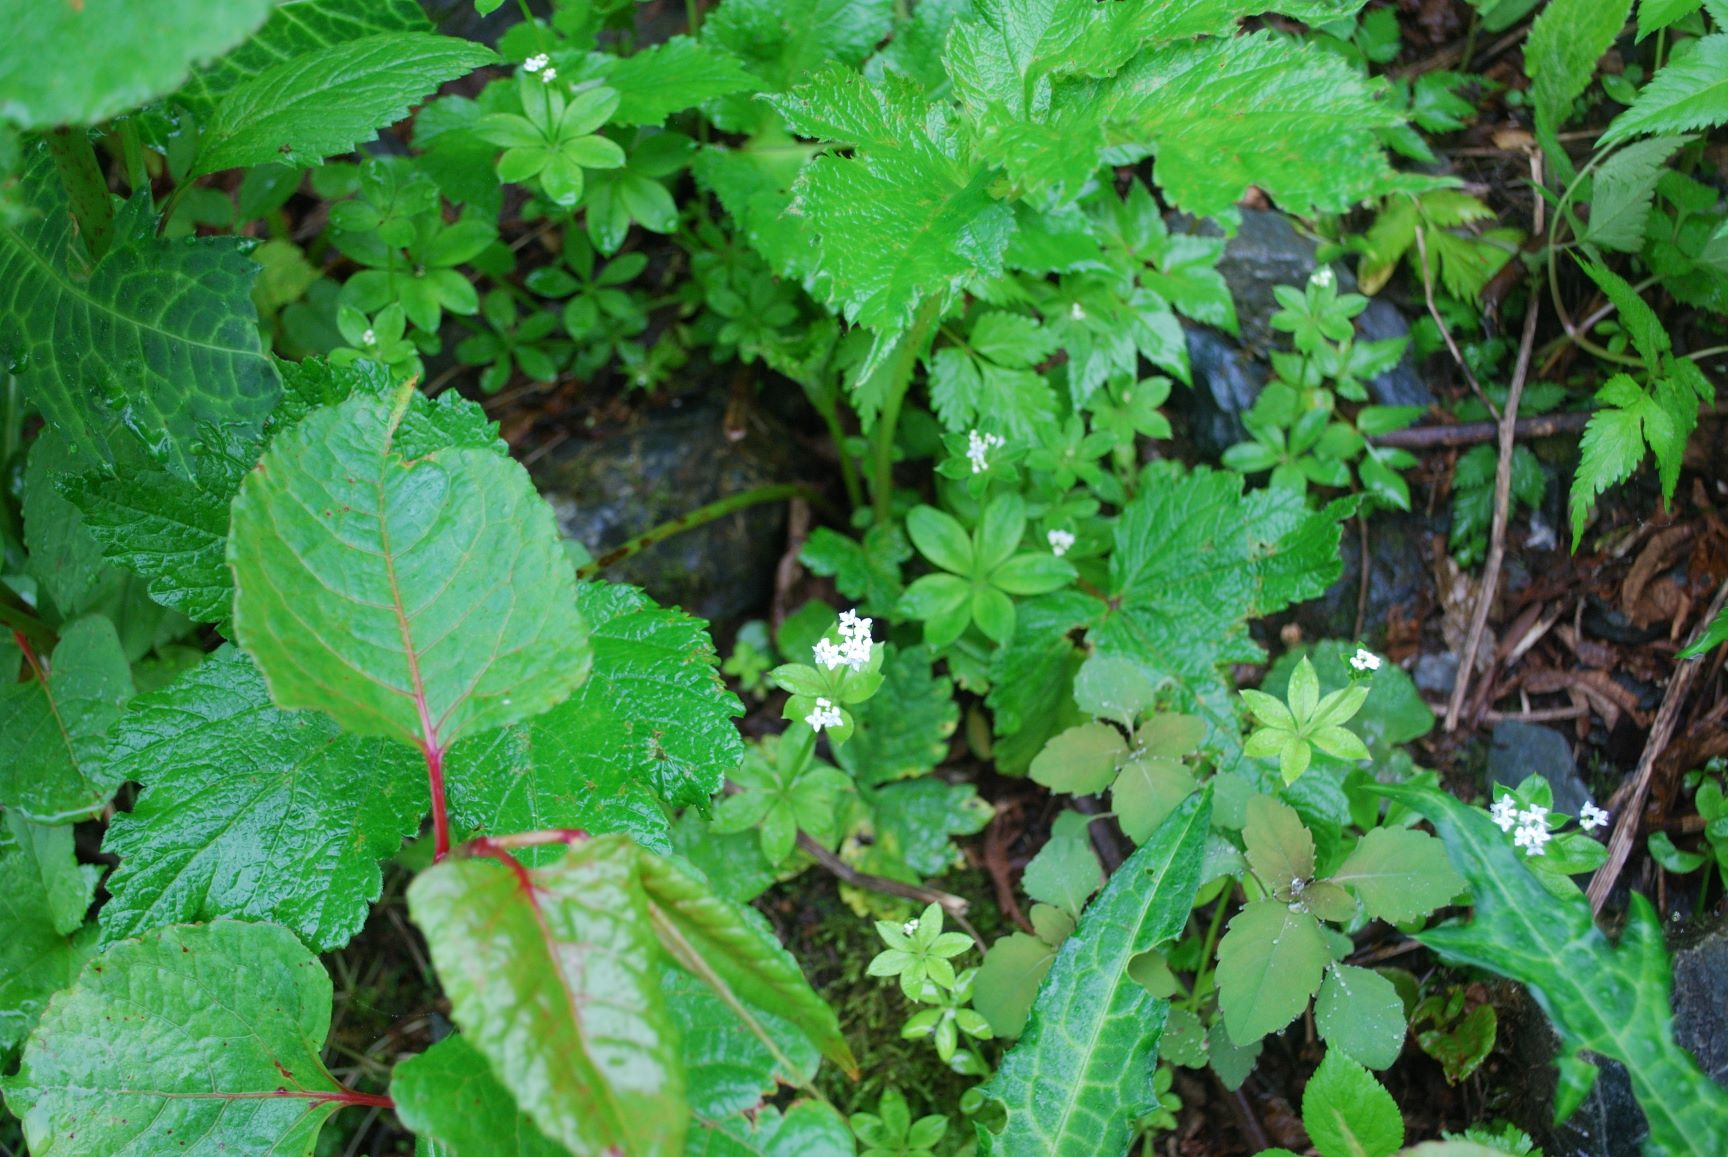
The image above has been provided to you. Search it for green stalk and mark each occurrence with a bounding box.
[803,369,864,512]
[45,127,114,261]
[869,297,943,524]
[1185,890,1234,1013]
[575,482,820,579]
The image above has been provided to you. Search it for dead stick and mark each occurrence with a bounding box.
[1370,402,1728,449]
[796,832,984,946]
[1446,295,1541,731]
[1586,577,1728,914]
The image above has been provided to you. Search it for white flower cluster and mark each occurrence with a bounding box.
[360,328,376,346]
[1312,266,1335,289]
[813,609,873,673]
[1349,647,1381,672]
[1047,528,1076,557]
[523,52,556,82]
[805,696,844,731]
[966,430,1005,474]
[1490,794,1610,858]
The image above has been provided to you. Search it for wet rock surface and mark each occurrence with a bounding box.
[1488,721,1592,816]
[1288,507,1432,645]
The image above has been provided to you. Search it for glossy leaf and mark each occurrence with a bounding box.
[0,616,133,822]
[1329,826,1464,924]
[1216,898,1330,1043]
[229,390,589,749]
[392,1035,565,1156]
[665,969,820,1120]
[1,921,358,1156]
[834,644,958,785]
[100,647,426,952]
[0,827,97,1056]
[1314,965,1406,1071]
[408,836,684,1156]
[978,791,1209,1155]
[1301,1050,1404,1157]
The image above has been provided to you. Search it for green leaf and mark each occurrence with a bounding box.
[1111,753,1198,844]
[0,151,282,476]
[1582,136,1689,252]
[604,36,756,126]
[1328,826,1463,924]
[193,32,495,174]
[1639,0,1704,39]
[1216,898,1330,1042]
[0,0,273,128]
[1678,606,1728,659]
[0,616,132,822]
[21,432,113,619]
[974,932,1060,1040]
[686,1100,855,1156]
[863,777,991,877]
[800,525,908,618]
[1568,375,1656,547]
[1021,810,1103,921]
[978,791,1209,1156]
[392,1034,565,1156]
[1031,722,1129,796]
[1527,0,1634,140]
[1601,34,1728,146]
[0,828,96,1056]
[834,644,957,785]
[99,647,426,952]
[1301,1050,1404,1157]
[906,505,974,575]
[1381,782,1728,1152]
[1315,965,1406,1071]
[1072,654,1160,728]
[635,851,855,1077]
[408,836,685,1156]
[174,0,433,117]
[664,967,819,1122]
[1090,32,1400,218]
[229,390,589,749]
[1,921,355,1156]
[1243,796,1316,893]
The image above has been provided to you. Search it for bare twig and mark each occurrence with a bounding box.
[1586,577,1728,914]
[797,833,984,946]
[1369,403,1728,448]
[1446,294,1542,731]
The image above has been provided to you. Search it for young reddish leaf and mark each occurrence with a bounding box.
[408,835,684,1156]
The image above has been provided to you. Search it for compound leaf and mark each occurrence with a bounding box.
[1527,0,1634,141]
[408,836,684,1157]
[99,647,426,952]
[229,390,590,750]
[1582,136,1688,252]
[978,791,1209,1155]
[1601,34,1728,146]
[392,1035,565,1157]
[0,921,356,1157]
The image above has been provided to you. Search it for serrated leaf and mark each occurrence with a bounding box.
[0,0,272,128]
[408,836,684,1156]
[1329,826,1463,924]
[1216,898,1329,1042]
[193,33,494,174]
[799,525,908,617]
[0,616,133,823]
[0,833,96,1056]
[1244,796,1316,893]
[1315,965,1406,1071]
[1529,0,1634,140]
[834,643,957,785]
[1111,755,1197,844]
[986,589,1100,772]
[392,1035,565,1157]
[1379,782,1728,1153]
[1021,811,1103,921]
[229,391,589,749]
[1582,136,1688,252]
[0,921,358,1156]
[604,36,756,126]
[664,968,820,1120]
[863,776,992,877]
[99,647,426,952]
[1638,0,1703,39]
[1602,34,1728,146]
[1302,1050,1404,1157]
[1568,375,1656,546]
[0,151,282,476]
[686,1100,854,1157]
[1030,722,1128,795]
[978,791,1209,1156]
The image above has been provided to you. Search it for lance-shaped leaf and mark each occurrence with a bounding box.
[0,830,97,1056]
[0,921,373,1156]
[636,850,856,1077]
[408,835,685,1156]
[99,647,427,952]
[193,33,496,175]
[0,0,271,128]
[0,616,133,822]
[229,390,590,750]
[1379,783,1728,1154]
[978,790,1210,1155]
[392,1035,565,1157]
[0,151,281,477]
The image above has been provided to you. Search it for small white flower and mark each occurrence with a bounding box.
[540,66,558,83]
[1518,804,1550,830]
[1047,528,1076,557]
[813,638,846,671]
[360,328,376,346]
[1312,266,1335,289]
[901,919,919,937]
[1069,301,1086,320]
[1349,647,1381,672]
[1514,821,1552,857]
[1489,794,1520,832]
[523,53,550,73]
[1579,801,1610,833]
[805,696,844,731]
[966,429,1005,474]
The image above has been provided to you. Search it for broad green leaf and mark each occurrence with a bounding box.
[1030,722,1128,796]
[978,791,1209,1155]
[1581,136,1689,252]
[229,391,590,749]
[1527,0,1634,141]
[665,969,820,1119]
[1679,606,1728,659]
[861,777,991,877]
[408,836,684,1156]
[99,647,426,952]
[636,851,856,1076]
[704,0,895,115]
[1072,653,1160,728]
[1314,965,1406,1071]
[604,36,756,126]
[986,589,1099,772]
[686,1100,855,1157]
[1111,754,1197,844]
[1216,898,1329,1042]
[0,152,281,476]
[1,921,358,1156]
[0,829,96,1055]
[21,431,110,616]
[1601,34,1728,146]
[194,33,495,174]
[1301,1050,1404,1157]
[1329,826,1463,924]
[0,616,132,822]
[974,932,1060,1040]
[175,0,433,117]
[392,1035,565,1156]
[907,505,974,575]
[1208,1018,1264,1091]
[0,0,272,128]
[2,812,96,936]
[1021,810,1103,921]
[1379,783,1728,1153]
[1089,32,1400,218]
[834,644,957,785]
[799,525,908,618]
[1243,795,1316,893]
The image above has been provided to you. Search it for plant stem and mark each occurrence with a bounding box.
[1185,890,1233,1012]
[870,297,943,524]
[808,383,864,512]
[4,599,58,655]
[44,127,114,261]
[574,482,820,579]
[424,742,451,862]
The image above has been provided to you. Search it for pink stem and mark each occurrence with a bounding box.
[425,742,450,862]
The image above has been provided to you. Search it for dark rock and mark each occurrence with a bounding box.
[1209,209,1325,353]
[1414,652,1459,696]
[1178,326,1267,459]
[1356,297,1433,408]
[529,396,800,625]
[1671,915,1728,1087]
[1488,721,1591,816]
[1287,508,1431,645]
